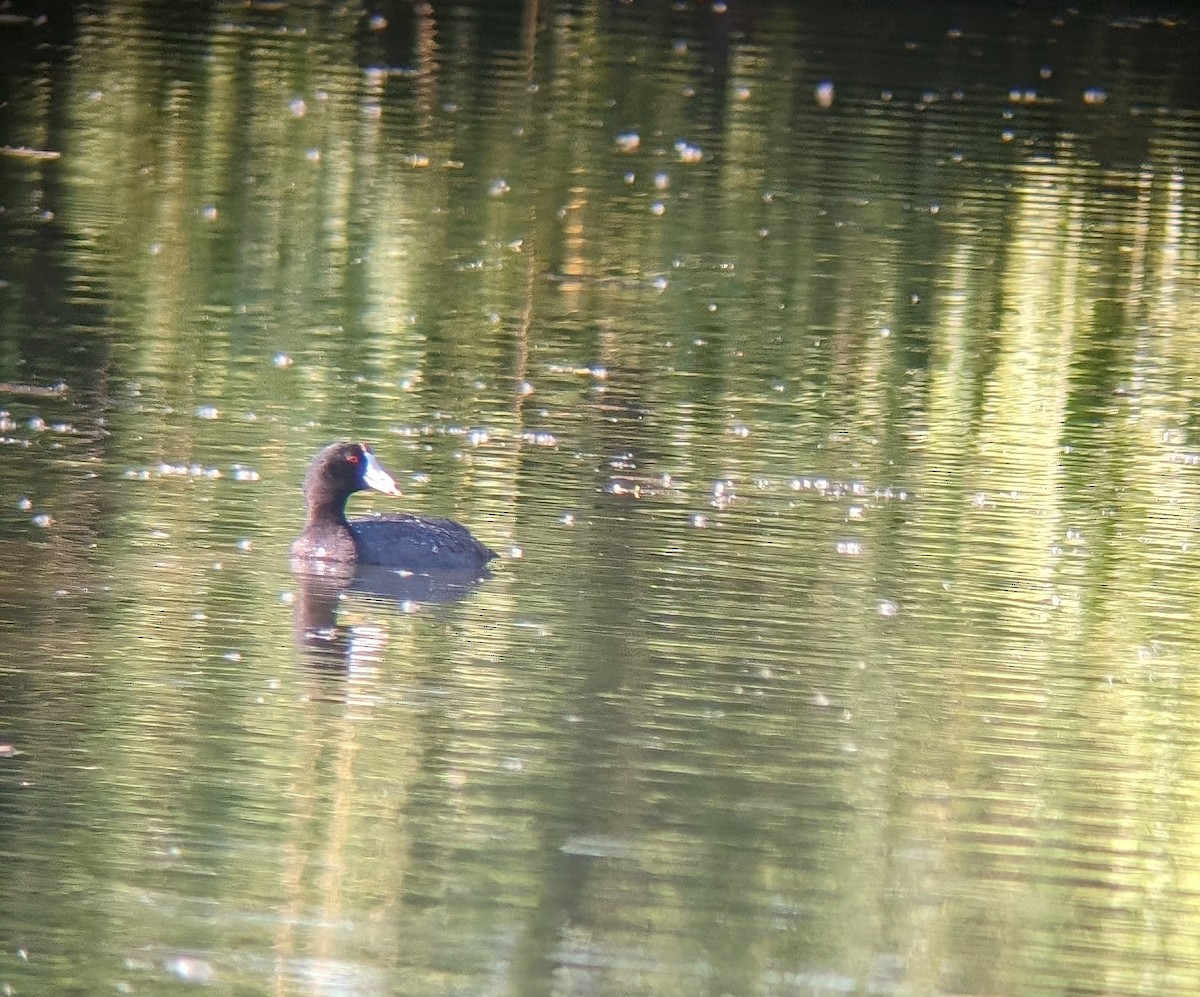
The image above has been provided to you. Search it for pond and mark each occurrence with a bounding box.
[3,1,1200,994]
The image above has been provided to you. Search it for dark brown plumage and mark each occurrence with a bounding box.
[291,442,497,572]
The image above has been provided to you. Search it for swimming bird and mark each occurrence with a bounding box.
[291,441,497,572]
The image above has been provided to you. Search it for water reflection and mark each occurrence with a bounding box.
[2,0,1200,994]
[292,562,493,670]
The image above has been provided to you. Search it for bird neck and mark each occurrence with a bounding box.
[305,491,351,529]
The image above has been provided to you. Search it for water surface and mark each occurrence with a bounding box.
[3,2,1200,994]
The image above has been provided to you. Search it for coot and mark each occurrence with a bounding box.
[291,441,497,572]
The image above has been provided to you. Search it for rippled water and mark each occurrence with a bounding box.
[3,2,1200,994]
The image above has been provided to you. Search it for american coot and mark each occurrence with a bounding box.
[291,442,497,572]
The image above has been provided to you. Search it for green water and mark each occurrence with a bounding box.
[2,2,1200,994]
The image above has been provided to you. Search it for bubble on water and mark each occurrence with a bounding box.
[836,540,862,556]
[194,405,219,420]
[815,80,835,108]
[876,599,899,618]
[650,201,665,216]
[1082,87,1107,105]
[201,204,218,221]
[27,416,45,431]
[32,513,52,528]
[692,513,708,528]
[237,538,252,552]
[489,178,511,197]
[674,140,703,163]
[231,466,261,482]
[289,97,307,117]
[615,131,640,153]
[16,497,31,511]
[467,429,489,446]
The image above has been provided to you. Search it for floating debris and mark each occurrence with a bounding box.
[0,146,61,161]
[0,380,67,397]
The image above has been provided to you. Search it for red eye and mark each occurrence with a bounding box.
[347,452,360,465]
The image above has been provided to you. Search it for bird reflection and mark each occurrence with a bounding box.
[291,560,492,671]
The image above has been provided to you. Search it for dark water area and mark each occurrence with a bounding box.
[2,1,1200,993]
